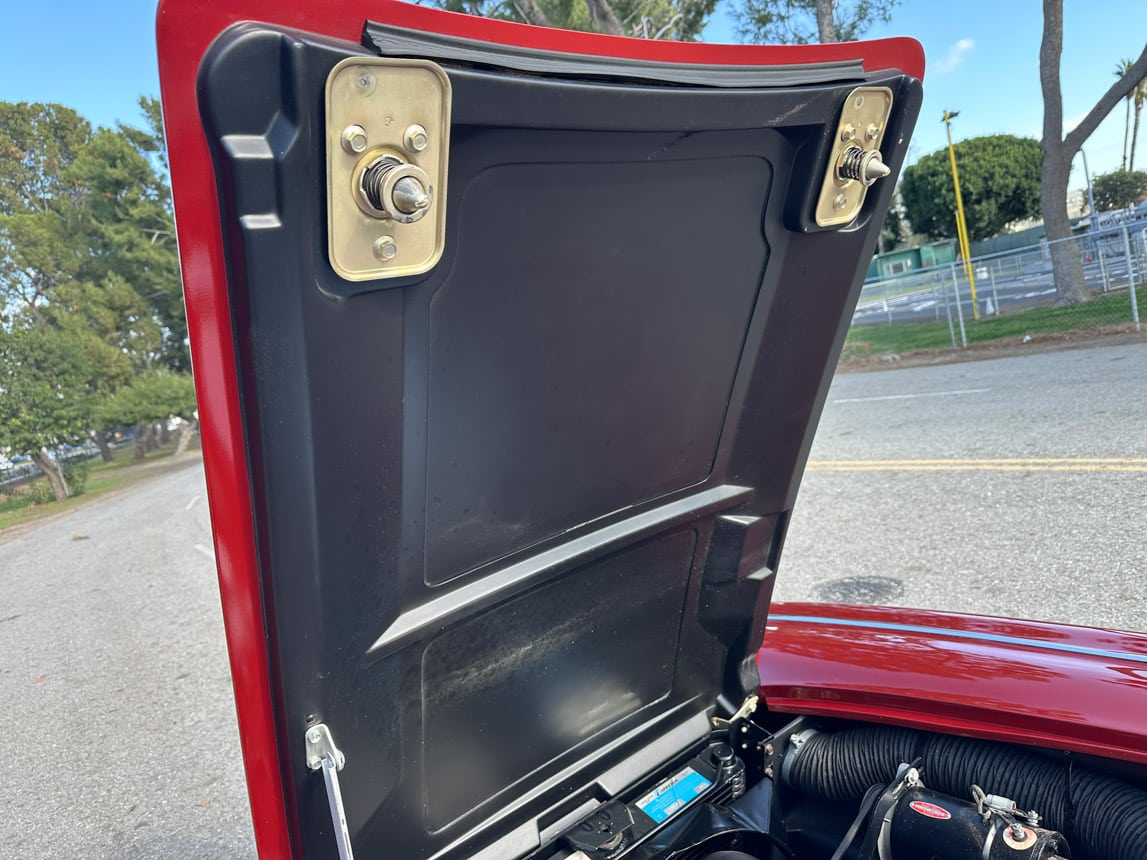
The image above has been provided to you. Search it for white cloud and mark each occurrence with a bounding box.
[932,39,975,75]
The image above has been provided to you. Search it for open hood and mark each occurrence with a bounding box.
[156,3,922,857]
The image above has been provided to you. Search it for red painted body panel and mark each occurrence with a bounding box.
[760,602,1147,766]
[156,2,923,855]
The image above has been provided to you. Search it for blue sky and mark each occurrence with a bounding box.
[0,0,1143,187]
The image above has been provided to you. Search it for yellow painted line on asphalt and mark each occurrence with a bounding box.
[807,457,1147,473]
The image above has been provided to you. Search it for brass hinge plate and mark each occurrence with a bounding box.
[814,86,894,228]
[326,57,451,282]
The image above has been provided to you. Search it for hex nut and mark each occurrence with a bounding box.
[373,235,398,262]
[340,125,368,155]
[403,124,429,154]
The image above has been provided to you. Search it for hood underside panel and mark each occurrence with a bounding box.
[193,20,920,858]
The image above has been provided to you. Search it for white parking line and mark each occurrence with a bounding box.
[833,387,991,404]
[193,543,216,563]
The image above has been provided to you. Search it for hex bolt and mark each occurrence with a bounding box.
[403,124,430,154]
[833,192,848,211]
[764,743,774,755]
[373,235,398,262]
[306,728,321,743]
[340,125,368,155]
[840,123,857,142]
[764,766,775,779]
[865,123,881,142]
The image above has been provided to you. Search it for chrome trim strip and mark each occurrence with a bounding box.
[368,484,753,659]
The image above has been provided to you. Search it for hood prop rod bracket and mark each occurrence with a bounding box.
[305,723,355,860]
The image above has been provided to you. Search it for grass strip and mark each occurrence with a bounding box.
[843,285,1146,361]
[0,441,199,533]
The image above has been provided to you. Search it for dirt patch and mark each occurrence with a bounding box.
[839,326,1146,373]
[814,575,905,605]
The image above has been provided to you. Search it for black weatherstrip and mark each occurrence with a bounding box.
[363,22,867,87]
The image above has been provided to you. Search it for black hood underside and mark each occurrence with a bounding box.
[197,21,921,859]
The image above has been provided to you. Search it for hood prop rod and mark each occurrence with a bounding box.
[305,723,355,860]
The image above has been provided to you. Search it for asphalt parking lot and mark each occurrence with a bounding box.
[777,339,1147,633]
[2,339,1143,857]
[0,461,258,859]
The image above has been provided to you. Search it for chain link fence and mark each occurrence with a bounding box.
[0,444,101,492]
[849,221,1146,356]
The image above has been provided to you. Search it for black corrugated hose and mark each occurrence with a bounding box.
[783,726,1147,860]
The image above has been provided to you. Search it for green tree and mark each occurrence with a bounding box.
[96,373,198,460]
[0,100,182,368]
[899,135,1043,241]
[1117,59,1135,170]
[432,0,896,43]
[1091,170,1147,212]
[116,97,186,371]
[1112,61,1147,171]
[1039,3,1146,304]
[67,114,184,370]
[0,102,91,320]
[736,0,896,44]
[1,99,185,466]
[434,0,717,40]
[0,325,94,500]
[879,196,906,253]
[1131,73,1147,170]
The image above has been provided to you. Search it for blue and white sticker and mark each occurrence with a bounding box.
[635,767,712,824]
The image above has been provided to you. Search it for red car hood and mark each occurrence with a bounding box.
[156,1,923,856]
[761,602,1147,767]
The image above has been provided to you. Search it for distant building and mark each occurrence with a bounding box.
[867,226,1052,280]
[866,239,957,280]
[970,224,1046,257]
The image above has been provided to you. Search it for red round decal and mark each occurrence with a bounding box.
[909,801,952,820]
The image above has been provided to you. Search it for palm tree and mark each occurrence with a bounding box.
[1117,59,1133,170]
[1131,72,1147,171]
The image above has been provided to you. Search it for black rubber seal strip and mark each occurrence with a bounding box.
[362,21,866,87]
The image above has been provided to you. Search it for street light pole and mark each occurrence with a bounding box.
[942,110,979,320]
[1080,148,1098,231]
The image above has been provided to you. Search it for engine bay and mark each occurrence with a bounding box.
[537,702,1147,860]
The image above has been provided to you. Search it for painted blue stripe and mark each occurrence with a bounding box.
[768,614,1147,666]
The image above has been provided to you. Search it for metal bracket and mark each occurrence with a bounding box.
[814,86,894,227]
[326,57,451,282]
[305,723,354,860]
[709,693,759,733]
